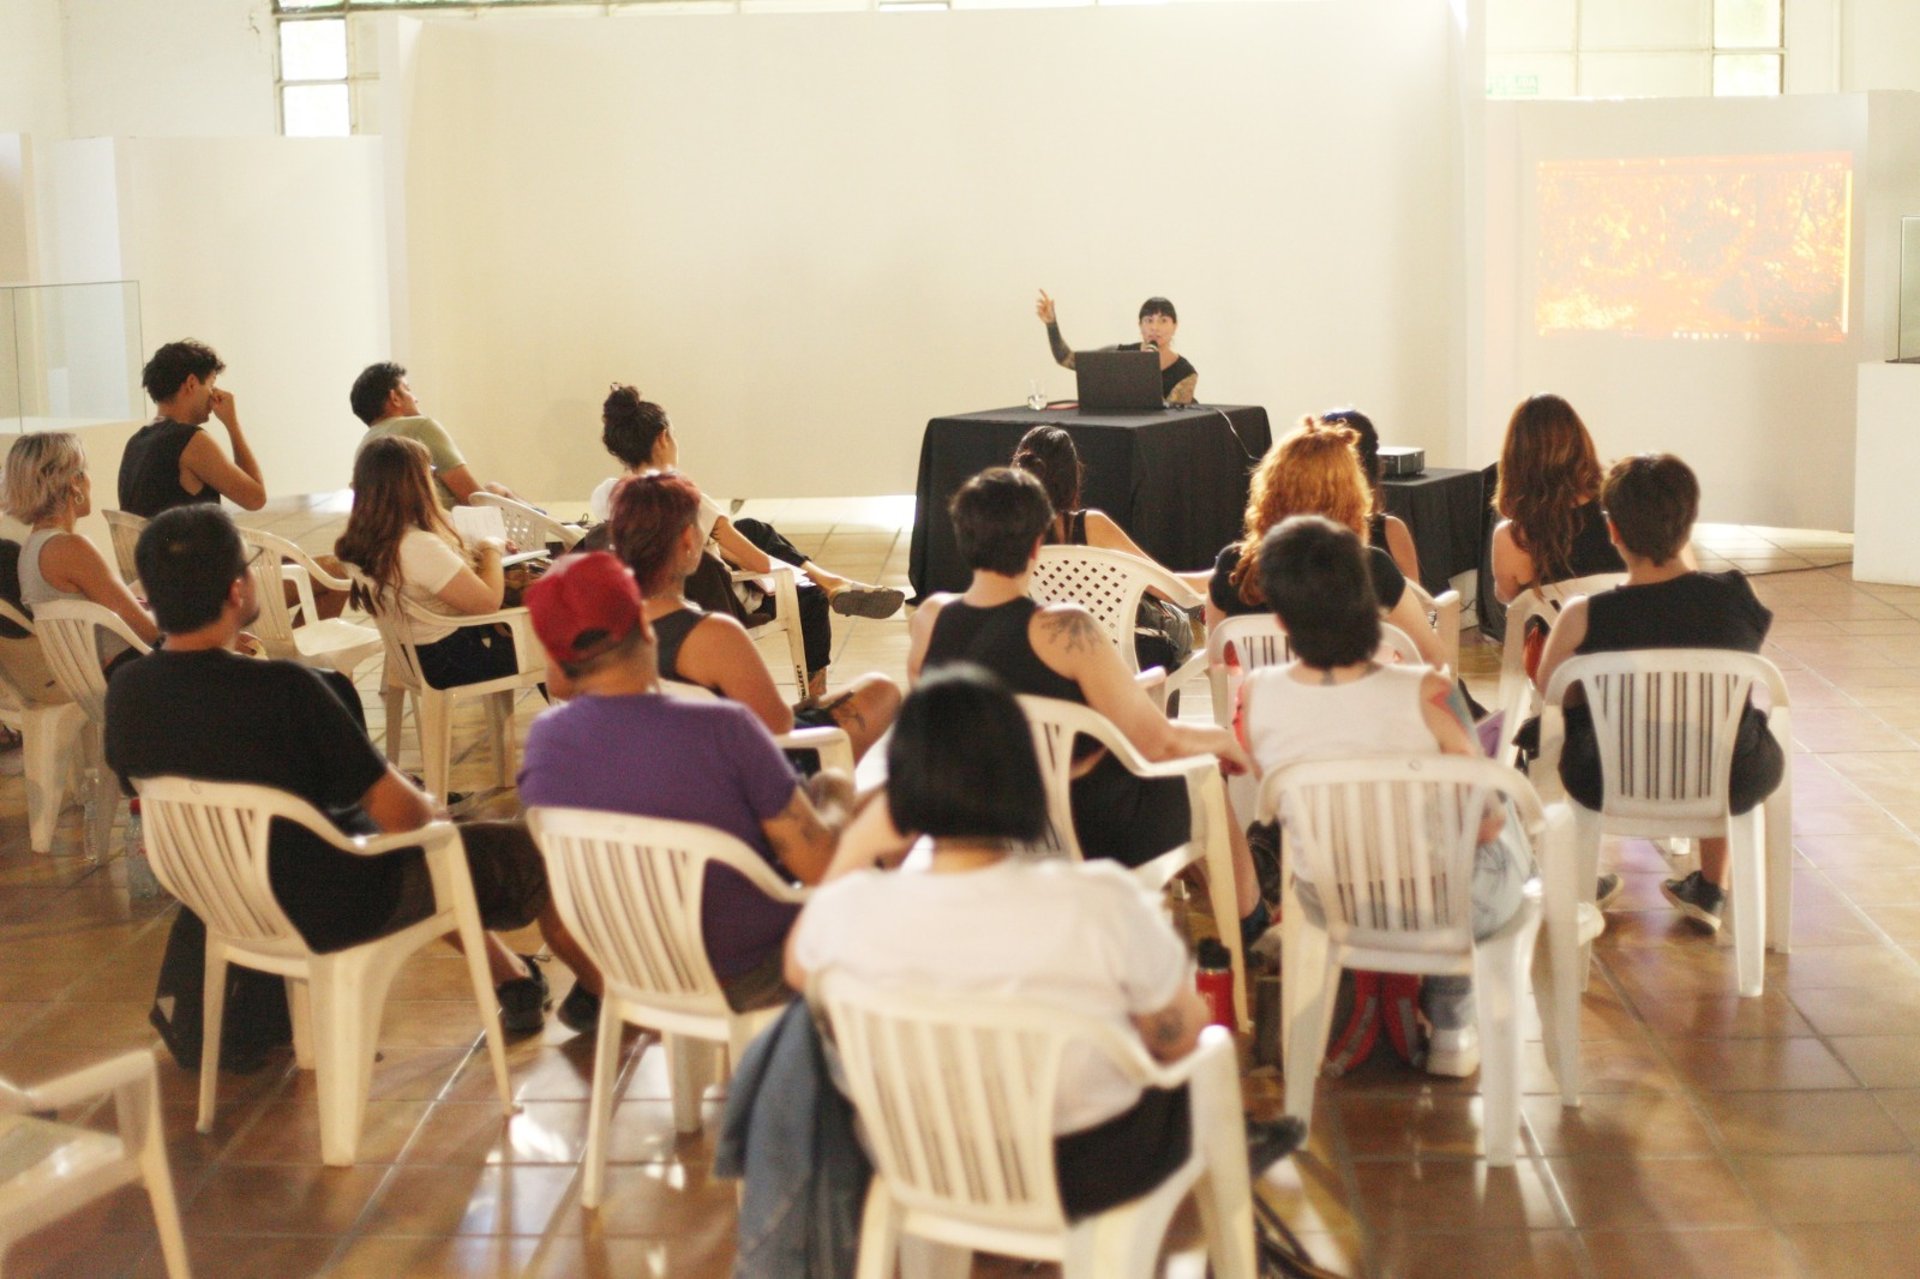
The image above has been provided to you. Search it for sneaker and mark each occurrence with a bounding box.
[496,954,550,1036]
[1661,871,1725,932]
[1595,872,1625,912]
[557,982,602,1035]
[829,584,906,619]
[1425,1025,1481,1078]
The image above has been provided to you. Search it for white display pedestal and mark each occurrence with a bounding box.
[1854,362,1920,585]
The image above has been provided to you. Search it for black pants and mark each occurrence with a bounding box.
[732,517,834,677]
[415,623,521,690]
[1054,1086,1192,1220]
[1069,751,1192,869]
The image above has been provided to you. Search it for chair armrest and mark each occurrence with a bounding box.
[15,1049,157,1111]
[280,562,319,625]
[327,817,464,860]
[1127,1023,1239,1092]
[777,726,856,776]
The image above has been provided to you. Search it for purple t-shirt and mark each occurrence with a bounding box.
[518,693,801,978]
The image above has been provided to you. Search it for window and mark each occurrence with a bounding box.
[1486,0,1784,100]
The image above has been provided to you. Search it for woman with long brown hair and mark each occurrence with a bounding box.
[609,469,900,764]
[1206,418,1444,668]
[335,436,523,689]
[1489,394,1624,603]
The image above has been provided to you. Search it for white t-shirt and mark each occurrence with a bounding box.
[395,526,472,647]
[792,858,1189,1134]
[589,472,724,544]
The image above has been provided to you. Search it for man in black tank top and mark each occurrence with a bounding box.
[908,467,1274,954]
[122,340,269,518]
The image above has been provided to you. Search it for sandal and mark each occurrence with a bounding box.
[829,583,906,619]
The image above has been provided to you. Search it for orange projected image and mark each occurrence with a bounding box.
[1535,152,1852,342]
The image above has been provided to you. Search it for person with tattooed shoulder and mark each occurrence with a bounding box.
[907,466,1274,954]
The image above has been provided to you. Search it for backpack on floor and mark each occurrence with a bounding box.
[149,907,294,1074]
[1323,970,1425,1075]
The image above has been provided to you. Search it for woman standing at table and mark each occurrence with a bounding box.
[1035,291,1198,404]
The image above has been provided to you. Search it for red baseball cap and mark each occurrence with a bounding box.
[524,551,645,665]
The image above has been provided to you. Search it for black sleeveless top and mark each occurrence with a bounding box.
[923,597,1083,705]
[1047,510,1089,546]
[1576,571,1771,656]
[651,607,720,693]
[1536,502,1625,587]
[1115,343,1197,398]
[118,419,217,518]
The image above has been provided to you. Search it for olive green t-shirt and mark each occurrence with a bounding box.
[356,415,466,510]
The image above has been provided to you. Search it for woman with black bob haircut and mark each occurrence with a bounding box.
[788,664,1211,1219]
[1318,407,1421,584]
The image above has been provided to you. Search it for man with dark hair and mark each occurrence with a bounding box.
[1535,452,1783,931]
[120,340,267,517]
[516,551,851,1031]
[908,467,1270,950]
[106,505,589,1034]
[350,362,518,510]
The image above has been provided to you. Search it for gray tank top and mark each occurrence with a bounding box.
[20,528,131,665]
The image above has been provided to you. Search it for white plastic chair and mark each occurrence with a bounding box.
[468,492,587,552]
[1407,579,1464,678]
[101,510,147,586]
[1028,546,1205,708]
[235,527,382,677]
[1204,613,1428,730]
[814,971,1255,1279]
[134,776,515,1166]
[524,806,805,1209]
[0,601,88,855]
[1015,695,1249,1032]
[1493,572,1627,762]
[660,679,855,775]
[33,600,154,858]
[1256,754,1568,1166]
[738,563,813,694]
[354,578,546,802]
[0,1049,190,1278]
[1538,649,1793,1002]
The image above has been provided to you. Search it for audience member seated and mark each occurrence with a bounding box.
[335,437,526,690]
[350,362,521,510]
[589,385,902,696]
[104,505,589,1035]
[4,431,160,674]
[516,551,853,1032]
[1319,407,1421,584]
[1238,514,1535,1077]
[607,469,899,763]
[1489,393,1626,605]
[1207,418,1444,669]
[908,467,1267,947]
[786,664,1206,1219]
[1010,424,1205,675]
[119,340,268,518]
[1533,453,1783,933]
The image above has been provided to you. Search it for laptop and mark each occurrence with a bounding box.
[1075,348,1164,412]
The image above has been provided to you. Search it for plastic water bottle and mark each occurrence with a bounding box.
[1195,938,1235,1029]
[124,800,161,901]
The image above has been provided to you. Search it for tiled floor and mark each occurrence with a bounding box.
[6,504,1917,1278]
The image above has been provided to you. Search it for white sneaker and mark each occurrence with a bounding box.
[1426,1026,1481,1078]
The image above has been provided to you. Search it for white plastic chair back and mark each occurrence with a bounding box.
[1205,613,1426,728]
[1542,648,1783,831]
[1028,545,1205,694]
[238,532,306,660]
[101,510,147,584]
[1407,580,1463,676]
[1494,572,1627,759]
[660,679,855,775]
[0,600,64,712]
[469,492,586,551]
[137,776,316,960]
[235,527,381,674]
[33,600,152,724]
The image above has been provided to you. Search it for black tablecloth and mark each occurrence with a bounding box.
[908,405,1272,599]
[1380,466,1485,597]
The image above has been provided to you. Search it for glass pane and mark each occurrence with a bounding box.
[280,18,347,82]
[282,83,351,137]
[1487,0,1576,52]
[1581,0,1711,51]
[4,282,143,429]
[1580,51,1710,98]
[274,0,340,10]
[0,293,18,430]
[1714,0,1781,49]
[1713,52,1781,96]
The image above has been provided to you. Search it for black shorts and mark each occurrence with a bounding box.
[1557,702,1784,816]
[384,819,551,937]
[1069,751,1191,869]
[1054,1085,1192,1220]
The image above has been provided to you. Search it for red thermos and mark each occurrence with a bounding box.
[1195,939,1234,1028]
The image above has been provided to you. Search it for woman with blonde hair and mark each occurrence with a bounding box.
[1206,418,1444,668]
[1489,394,1624,604]
[3,432,159,673]
[335,436,523,689]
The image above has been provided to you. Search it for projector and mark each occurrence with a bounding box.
[1379,446,1425,478]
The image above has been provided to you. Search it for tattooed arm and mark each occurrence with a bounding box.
[1130,987,1207,1064]
[1418,670,1505,842]
[760,786,846,886]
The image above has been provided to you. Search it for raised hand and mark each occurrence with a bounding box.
[1035,289,1057,325]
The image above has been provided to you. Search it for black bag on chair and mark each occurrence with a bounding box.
[149,908,294,1074]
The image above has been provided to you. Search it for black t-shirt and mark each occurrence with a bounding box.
[1576,570,1772,655]
[1208,541,1408,617]
[105,648,417,953]
[119,419,219,518]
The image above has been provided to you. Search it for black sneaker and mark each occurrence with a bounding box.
[1595,873,1625,912]
[496,954,550,1035]
[1661,871,1725,932]
[557,982,602,1035]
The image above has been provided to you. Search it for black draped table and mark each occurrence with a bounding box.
[1380,466,1485,598]
[908,404,1272,599]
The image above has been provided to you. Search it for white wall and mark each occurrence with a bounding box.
[392,1,1458,502]
[61,0,277,140]
[1479,92,1919,532]
[0,0,67,143]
